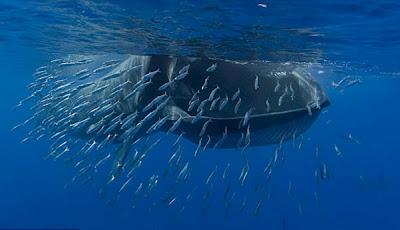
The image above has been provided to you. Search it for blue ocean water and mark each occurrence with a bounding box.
[0,0,399,230]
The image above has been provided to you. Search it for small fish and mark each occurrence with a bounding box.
[188,98,200,112]
[189,91,199,104]
[209,97,221,111]
[178,64,190,74]
[74,69,89,77]
[265,99,271,112]
[146,115,169,134]
[218,96,229,111]
[168,116,183,133]
[231,88,240,101]
[331,76,351,88]
[206,166,218,185]
[124,81,152,100]
[158,81,174,91]
[78,73,92,81]
[213,127,228,149]
[101,70,125,81]
[334,144,342,156]
[142,69,160,82]
[203,135,211,150]
[278,86,289,107]
[91,84,109,95]
[76,82,94,91]
[236,132,245,148]
[172,132,184,148]
[94,153,111,169]
[297,202,303,216]
[346,133,360,144]
[93,64,116,73]
[194,137,203,157]
[199,119,212,137]
[177,162,190,181]
[11,123,24,132]
[119,177,133,193]
[197,99,209,112]
[121,112,138,130]
[257,3,267,8]
[245,125,251,145]
[253,199,265,217]
[274,79,280,93]
[254,75,260,90]
[192,109,204,124]
[242,108,254,127]
[155,97,170,111]
[239,162,249,186]
[319,163,329,180]
[201,77,209,90]
[208,86,220,101]
[143,94,168,112]
[174,71,189,81]
[289,83,295,101]
[234,98,241,114]
[222,163,230,180]
[206,63,217,72]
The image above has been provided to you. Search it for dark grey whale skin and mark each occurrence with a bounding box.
[128,55,330,148]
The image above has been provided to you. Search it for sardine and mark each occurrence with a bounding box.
[206,63,217,72]
[231,88,240,101]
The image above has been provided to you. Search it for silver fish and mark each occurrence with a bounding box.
[201,76,209,90]
[194,137,203,157]
[74,69,89,77]
[197,99,209,113]
[199,119,212,137]
[234,98,241,114]
[274,79,280,93]
[278,86,289,107]
[142,68,160,82]
[177,162,190,181]
[266,99,271,112]
[158,81,174,91]
[168,116,183,133]
[121,112,138,130]
[203,135,211,150]
[222,163,230,180]
[174,71,189,81]
[254,75,260,90]
[242,107,254,127]
[91,84,109,95]
[188,98,200,112]
[289,83,295,101]
[231,88,240,101]
[146,115,169,134]
[192,109,204,124]
[218,96,229,111]
[143,94,168,112]
[208,86,219,101]
[206,166,218,185]
[124,81,152,100]
[206,63,217,72]
[178,64,190,74]
[334,144,342,156]
[209,97,220,111]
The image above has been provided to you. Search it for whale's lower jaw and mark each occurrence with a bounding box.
[170,100,328,149]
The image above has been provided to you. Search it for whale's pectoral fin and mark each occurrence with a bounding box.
[108,139,132,183]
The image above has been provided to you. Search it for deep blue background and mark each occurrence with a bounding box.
[1,0,399,229]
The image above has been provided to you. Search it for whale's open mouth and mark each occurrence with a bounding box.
[17,54,329,181]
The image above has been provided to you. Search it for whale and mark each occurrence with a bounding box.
[21,54,329,180]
